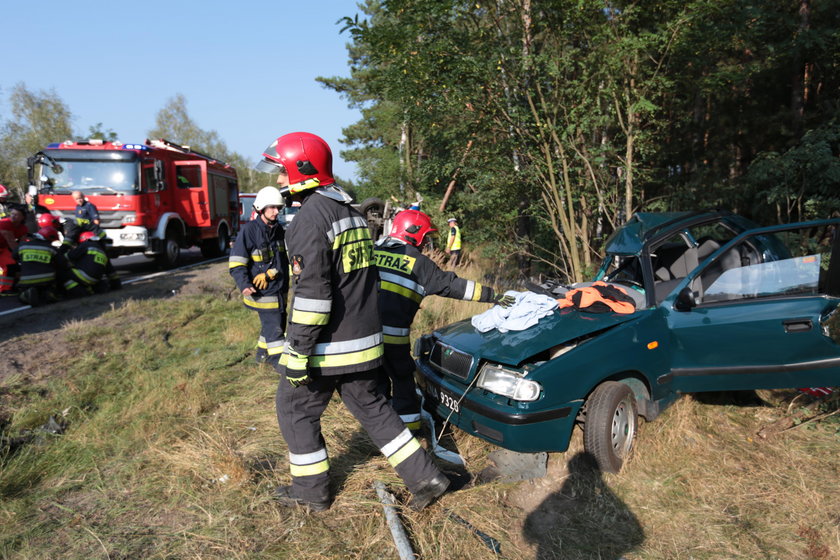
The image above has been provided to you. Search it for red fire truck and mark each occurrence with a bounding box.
[28,138,239,267]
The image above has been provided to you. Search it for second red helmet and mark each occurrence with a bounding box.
[256,132,335,192]
[79,231,98,243]
[389,210,437,247]
[38,226,59,242]
[37,212,59,228]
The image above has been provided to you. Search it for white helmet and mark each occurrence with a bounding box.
[253,186,284,212]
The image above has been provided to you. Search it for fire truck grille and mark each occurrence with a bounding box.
[429,341,474,381]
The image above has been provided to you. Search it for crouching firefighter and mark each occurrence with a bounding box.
[63,231,121,297]
[374,209,514,432]
[229,186,290,366]
[14,226,69,306]
[257,131,450,512]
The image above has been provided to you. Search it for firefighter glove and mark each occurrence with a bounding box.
[253,268,279,290]
[285,349,312,388]
[493,293,516,308]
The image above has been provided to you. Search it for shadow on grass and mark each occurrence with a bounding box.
[523,452,644,560]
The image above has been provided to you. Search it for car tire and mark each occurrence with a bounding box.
[200,225,230,259]
[583,381,638,473]
[359,197,386,239]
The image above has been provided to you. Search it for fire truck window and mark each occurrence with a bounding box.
[176,166,202,189]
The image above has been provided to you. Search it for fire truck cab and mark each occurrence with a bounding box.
[30,139,239,267]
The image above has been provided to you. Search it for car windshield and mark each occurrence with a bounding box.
[40,151,140,195]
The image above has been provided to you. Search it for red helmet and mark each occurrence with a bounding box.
[255,132,334,193]
[79,231,97,243]
[38,226,59,242]
[0,184,7,202]
[389,210,437,247]
[37,212,59,228]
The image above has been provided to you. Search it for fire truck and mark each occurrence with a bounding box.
[28,138,239,267]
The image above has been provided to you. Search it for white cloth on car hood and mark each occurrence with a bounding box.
[471,290,558,333]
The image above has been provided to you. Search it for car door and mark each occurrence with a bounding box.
[173,160,210,228]
[664,219,840,393]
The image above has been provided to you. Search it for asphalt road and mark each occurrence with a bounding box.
[0,248,215,316]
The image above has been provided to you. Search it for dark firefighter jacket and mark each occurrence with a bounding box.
[280,190,382,375]
[66,240,118,286]
[13,237,68,287]
[228,216,289,308]
[374,237,496,345]
[74,201,102,234]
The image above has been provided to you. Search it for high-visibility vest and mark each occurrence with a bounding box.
[448,225,461,251]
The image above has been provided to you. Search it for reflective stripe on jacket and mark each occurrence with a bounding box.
[67,240,116,285]
[281,189,383,375]
[228,216,289,303]
[374,237,495,344]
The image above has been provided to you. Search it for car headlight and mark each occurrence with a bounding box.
[121,214,136,225]
[477,363,541,402]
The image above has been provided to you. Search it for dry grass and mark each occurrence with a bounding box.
[0,260,838,560]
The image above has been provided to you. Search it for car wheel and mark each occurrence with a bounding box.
[583,381,638,473]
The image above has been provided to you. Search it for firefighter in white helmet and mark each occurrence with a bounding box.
[256,131,450,512]
[229,186,290,366]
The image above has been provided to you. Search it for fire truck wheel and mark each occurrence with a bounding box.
[155,235,181,269]
[200,226,230,259]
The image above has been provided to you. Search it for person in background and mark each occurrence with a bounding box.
[65,191,105,242]
[257,131,450,513]
[0,207,28,294]
[0,184,10,219]
[445,217,462,266]
[228,186,290,366]
[374,209,513,432]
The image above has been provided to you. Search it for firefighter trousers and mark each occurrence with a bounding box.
[244,294,287,365]
[380,343,422,431]
[275,368,441,504]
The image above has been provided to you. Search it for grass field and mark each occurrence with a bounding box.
[0,259,838,559]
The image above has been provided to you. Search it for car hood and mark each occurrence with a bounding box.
[432,309,642,365]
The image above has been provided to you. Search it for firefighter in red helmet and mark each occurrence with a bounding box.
[64,230,121,297]
[374,210,514,432]
[14,226,70,306]
[0,184,10,219]
[257,132,449,512]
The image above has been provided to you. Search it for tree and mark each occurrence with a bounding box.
[0,83,73,197]
[148,94,261,192]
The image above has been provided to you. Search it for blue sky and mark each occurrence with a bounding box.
[1,1,364,181]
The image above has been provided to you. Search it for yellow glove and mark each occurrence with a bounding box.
[252,268,277,290]
[253,273,268,290]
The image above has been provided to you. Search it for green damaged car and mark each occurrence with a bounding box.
[415,211,840,472]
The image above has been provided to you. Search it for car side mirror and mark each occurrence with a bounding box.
[674,286,697,312]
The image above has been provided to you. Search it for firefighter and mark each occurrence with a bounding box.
[14,226,69,306]
[256,131,449,512]
[445,217,462,265]
[0,184,9,219]
[374,210,514,431]
[63,231,121,297]
[228,186,290,366]
[66,190,103,242]
[0,207,29,294]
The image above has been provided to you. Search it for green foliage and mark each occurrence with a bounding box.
[0,83,73,197]
[147,94,261,192]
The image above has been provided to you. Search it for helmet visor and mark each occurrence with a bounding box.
[255,158,284,174]
[255,140,285,174]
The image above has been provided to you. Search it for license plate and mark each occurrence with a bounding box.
[426,383,460,414]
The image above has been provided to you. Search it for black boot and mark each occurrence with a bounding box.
[407,473,450,511]
[273,485,330,512]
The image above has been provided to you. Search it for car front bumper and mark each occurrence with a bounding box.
[415,359,583,453]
